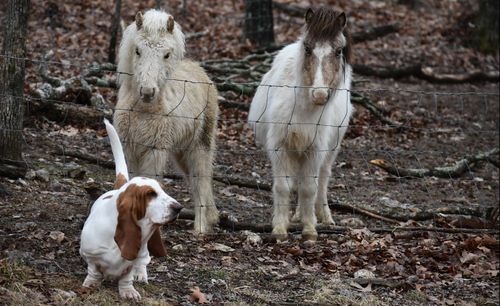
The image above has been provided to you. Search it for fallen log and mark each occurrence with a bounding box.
[178,209,499,235]
[370,148,499,178]
[352,63,500,83]
[0,158,27,179]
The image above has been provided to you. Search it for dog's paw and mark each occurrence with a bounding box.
[82,275,102,288]
[133,266,148,283]
[119,286,141,300]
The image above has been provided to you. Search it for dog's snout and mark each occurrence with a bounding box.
[171,201,183,214]
[140,86,156,102]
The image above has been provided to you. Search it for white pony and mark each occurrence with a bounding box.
[248,7,353,242]
[113,9,219,233]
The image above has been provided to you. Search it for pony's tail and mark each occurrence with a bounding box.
[104,119,129,188]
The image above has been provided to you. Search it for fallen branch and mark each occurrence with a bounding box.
[370,148,499,178]
[330,202,401,224]
[28,98,106,127]
[273,2,400,43]
[0,158,27,179]
[352,63,500,83]
[178,209,499,235]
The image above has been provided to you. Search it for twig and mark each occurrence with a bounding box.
[370,148,499,178]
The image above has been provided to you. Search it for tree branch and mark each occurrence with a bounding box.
[370,148,499,178]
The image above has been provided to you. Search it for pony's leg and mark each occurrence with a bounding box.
[298,153,322,242]
[136,149,168,180]
[188,147,218,233]
[314,150,337,225]
[173,152,190,185]
[290,179,301,222]
[270,151,295,242]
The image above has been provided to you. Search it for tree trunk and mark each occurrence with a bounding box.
[0,0,30,178]
[244,0,274,48]
[107,0,122,64]
[475,0,499,53]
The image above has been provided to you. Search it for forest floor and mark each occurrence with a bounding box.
[0,0,499,305]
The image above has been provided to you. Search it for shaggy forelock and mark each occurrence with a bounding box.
[304,7,352,64]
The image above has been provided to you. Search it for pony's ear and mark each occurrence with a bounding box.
[148,227,167,257]
[305,8,314,24]
[166,16,174,33]
[136,11,143,30]
[335,12,347,29]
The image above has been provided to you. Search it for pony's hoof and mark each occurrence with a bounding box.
[272,228,289,243]
[302,230,318,242]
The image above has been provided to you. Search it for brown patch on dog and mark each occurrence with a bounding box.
[114,184,157,260]
[147,226,167,257]
[114,173,128,189]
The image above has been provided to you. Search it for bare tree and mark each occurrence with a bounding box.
[475,0,499,53]
[0,0,30,178]
[108,0,122,64]
[244,0,274,48]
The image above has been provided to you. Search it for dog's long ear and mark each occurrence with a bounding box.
[148,227,167,257]
[114,185,152,260]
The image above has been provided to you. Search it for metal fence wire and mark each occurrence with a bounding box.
[0,53,499,234]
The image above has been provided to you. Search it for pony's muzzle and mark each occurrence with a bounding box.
[311,88,330,105]
[140,86,156,103]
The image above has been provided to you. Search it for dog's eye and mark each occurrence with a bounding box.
[135,48,141,56]
[147,190,157,198]
[164,52,170,59]
[335,48,342,57]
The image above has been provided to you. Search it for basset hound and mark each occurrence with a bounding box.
[80,119,182,300]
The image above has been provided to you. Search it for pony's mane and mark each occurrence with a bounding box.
[117,9,185,86]
[304,7,352,64]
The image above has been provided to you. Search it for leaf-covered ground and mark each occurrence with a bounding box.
[0,0,499,305]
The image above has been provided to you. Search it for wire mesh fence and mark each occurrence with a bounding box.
[0,53,498,236]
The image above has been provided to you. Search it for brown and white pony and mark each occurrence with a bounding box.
[248,7,353,242]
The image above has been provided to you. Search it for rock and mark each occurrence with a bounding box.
[340,217,365,228]
[49,231,65,243]
[51,180,66,192]
[16,178,28,186]
[4,250,34,263]
[354,269,376,279]
[15,221,37,231]
[64,162,86,180]
[52,288,77,299]
[35,169,50,182]
[0,184,10,197]
[25,170,36,180]
[242,230,262,246]
[172,244,184,251]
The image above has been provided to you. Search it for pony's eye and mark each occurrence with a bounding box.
[164,53,170,59]
[335,48,342,57]
[135,48,141,56]
[304,46,312,56]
